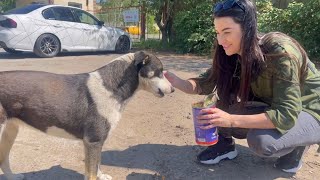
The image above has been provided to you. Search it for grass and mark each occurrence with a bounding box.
[132,39,176,53]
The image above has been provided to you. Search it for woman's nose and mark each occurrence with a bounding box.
[217,34,225,45]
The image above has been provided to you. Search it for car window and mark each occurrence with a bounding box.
[4,4,46,14]
[42,8,55,20]
[72,9,99,25]
[51,7,76,22]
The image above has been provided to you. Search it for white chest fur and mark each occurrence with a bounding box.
[87,71,122,132]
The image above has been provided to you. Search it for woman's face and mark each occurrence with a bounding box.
[214,17,243,56]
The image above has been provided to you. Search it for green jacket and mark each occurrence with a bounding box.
[194,33,320,134]
[252,33,320,134]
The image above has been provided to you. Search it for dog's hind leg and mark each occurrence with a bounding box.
[83,139,111,180]
[0,120,24,180]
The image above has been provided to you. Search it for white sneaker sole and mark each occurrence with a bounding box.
[200,149,238,165]
[281,161,303,173]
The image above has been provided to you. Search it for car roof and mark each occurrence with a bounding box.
[38,4,84,11]
[4,4,84,15]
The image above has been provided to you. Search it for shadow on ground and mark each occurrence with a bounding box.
[0,51,118,60]
[102,143,294,180]
[0,165,83,180]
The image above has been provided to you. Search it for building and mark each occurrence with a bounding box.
[15,0,100,14]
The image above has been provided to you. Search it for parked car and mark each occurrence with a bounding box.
[0,4,131,57]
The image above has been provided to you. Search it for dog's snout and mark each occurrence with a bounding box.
[171,86,175,93]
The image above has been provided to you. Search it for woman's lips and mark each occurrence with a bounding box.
[223,45,231,50]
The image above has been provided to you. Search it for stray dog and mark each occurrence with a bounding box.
[0,51,174,180]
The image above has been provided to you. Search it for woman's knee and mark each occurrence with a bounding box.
[247,130,278,157]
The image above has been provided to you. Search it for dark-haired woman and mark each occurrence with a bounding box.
[165,0,320,173]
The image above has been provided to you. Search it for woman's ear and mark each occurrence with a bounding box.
[134,51,150,66]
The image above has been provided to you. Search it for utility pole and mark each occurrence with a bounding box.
[140,0,146,41]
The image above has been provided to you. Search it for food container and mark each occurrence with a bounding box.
[191,99,218,146]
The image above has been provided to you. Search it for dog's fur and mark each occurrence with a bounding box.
[0,51,174,180]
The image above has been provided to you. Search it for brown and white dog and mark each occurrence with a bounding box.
[0,51,174,180]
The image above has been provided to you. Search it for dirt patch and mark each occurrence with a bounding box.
[0,50,319,180]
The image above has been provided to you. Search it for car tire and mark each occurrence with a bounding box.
[34,34,60,58]
[3,48,23,54]
[115,35,130,54]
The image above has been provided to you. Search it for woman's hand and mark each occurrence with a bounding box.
[197,107,234,129]
[163,71,179,85]
[164,71,198,94]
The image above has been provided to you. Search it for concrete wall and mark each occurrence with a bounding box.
[16,0,97,14]
[54,0,95,13]
[16,0,50,8]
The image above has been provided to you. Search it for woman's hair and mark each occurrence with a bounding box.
[204,0,265,109]
[260,32,308,85]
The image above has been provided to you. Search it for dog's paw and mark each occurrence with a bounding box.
[98,173,112,180]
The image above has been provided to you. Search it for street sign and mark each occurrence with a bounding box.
[123,9,139,23]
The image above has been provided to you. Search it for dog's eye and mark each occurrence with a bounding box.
[147,71,155,78]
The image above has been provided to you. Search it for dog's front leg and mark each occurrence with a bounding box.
[83,139,111,180]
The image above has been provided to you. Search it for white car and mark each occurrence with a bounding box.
[0,4,131,57]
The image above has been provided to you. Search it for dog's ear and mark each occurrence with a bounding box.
[134,51,150,66]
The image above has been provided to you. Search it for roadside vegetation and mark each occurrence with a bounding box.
[135,0,320,61]
[1,0,319,61]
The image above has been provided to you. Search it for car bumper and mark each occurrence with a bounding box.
[0,41,8,48]
[0,28,33,51]
[0,29,13,48]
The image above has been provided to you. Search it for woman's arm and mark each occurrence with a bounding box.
[231,113,275,129]
[164,71,199,94]
[198,108,276,129]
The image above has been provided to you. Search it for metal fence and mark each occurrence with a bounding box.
[95,6,161,41]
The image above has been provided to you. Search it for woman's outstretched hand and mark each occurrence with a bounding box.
[163,71,178,85]
[197,107,234,129]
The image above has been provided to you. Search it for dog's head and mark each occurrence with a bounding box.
[134,51,174,97]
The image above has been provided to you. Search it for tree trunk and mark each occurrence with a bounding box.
[155,0,170,46]
[140,1,146,41]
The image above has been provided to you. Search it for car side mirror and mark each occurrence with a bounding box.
[98,21,104,26]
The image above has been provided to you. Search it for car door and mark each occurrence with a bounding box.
[72,9,101,50]
[50,7,87,51]
[97,25,117,50]
[42,7,72,49]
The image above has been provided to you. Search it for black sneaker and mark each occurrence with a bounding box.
[274,146,309,173]
[197,136,238,164]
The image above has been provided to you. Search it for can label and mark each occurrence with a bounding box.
[192,104,219,146]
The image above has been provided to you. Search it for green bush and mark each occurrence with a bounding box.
[133,39,172,51]
[169,0,319,60]
[146,15,159,34]
[257,0,320,60]
[172,0,214,54]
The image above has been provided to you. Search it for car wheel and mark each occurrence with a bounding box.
[115,35,130,53]
[3,48,23,54]
[34,34,60,58]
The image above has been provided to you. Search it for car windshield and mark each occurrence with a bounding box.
[4,4,46,15]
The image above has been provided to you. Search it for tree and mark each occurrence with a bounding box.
[99,0,138,7]
[153,0,175,45]
[147,0,199,46]
[0,0,15,12]
[271,0,308,9]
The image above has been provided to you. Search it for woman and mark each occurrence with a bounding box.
[165,0,320,173]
